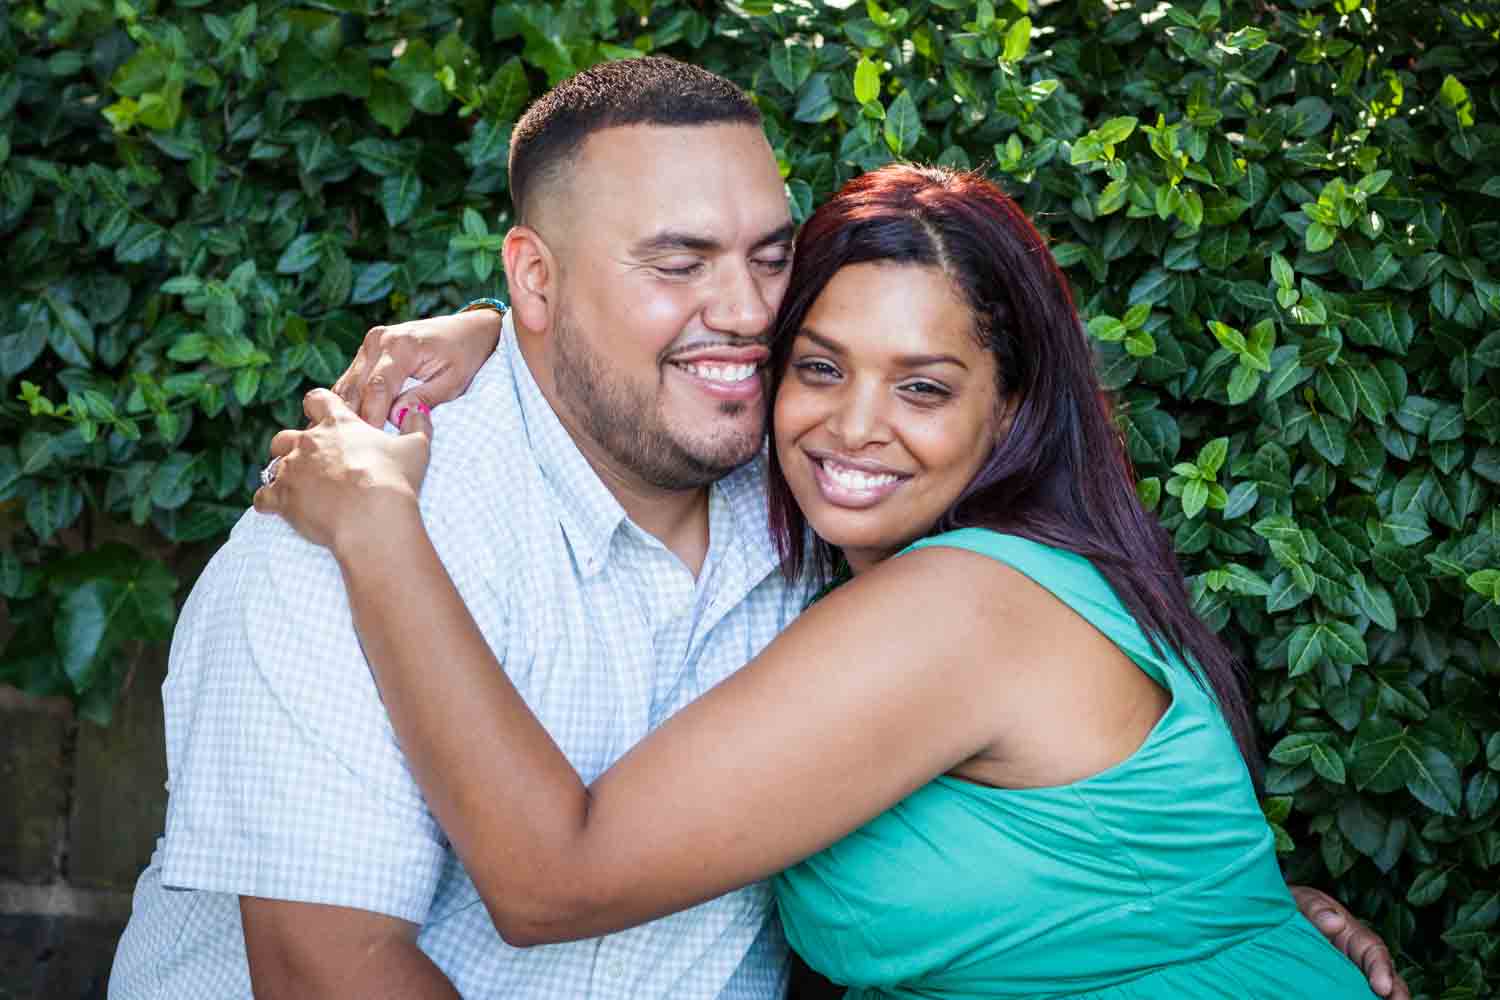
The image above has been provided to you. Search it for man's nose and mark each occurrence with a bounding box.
[704,262,775,337]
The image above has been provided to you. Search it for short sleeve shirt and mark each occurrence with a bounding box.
[109,314,811,999]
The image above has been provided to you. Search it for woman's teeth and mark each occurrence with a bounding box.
[822,459,899,490]
[679,362,758,384]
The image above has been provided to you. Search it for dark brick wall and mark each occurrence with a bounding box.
[0,648,165,1000]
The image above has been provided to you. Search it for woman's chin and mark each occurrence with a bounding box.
[807,520,921,572]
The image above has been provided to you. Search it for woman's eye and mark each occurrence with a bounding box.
[901,380,951,399]
[793,359,840,380]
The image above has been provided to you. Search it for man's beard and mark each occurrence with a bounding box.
[551,307,764,492]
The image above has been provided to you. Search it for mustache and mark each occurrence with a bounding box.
[660,336,773,361]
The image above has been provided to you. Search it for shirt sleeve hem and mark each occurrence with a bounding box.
[158,831,444,925]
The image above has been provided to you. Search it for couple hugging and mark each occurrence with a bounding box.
[112,57,1405,1000]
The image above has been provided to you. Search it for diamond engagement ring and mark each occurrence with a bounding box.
[259,456,282,488]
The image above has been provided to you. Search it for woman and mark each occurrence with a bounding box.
[257,165,1378,998]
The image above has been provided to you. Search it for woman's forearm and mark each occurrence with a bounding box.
[333,512,598,944]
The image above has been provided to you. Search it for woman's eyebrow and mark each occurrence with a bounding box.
[797,328,968,369]
[896,352,967,369]
[797,328,846,355]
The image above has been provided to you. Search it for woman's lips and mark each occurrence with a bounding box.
[807,453,909,509]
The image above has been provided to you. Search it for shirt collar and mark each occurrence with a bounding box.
[505,312,783,587]
[714,450,783,588]
[506,313,627,578]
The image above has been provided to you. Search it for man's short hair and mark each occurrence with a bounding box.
[507,56,762,223]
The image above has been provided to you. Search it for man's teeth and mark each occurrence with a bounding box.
[679,361,758,384]
[822,460,899,491]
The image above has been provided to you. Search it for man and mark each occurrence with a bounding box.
[112,57,1405,999]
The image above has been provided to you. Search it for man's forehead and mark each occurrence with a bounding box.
[565,123,790,247]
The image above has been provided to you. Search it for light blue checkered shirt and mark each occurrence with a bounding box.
[111,313,811,998]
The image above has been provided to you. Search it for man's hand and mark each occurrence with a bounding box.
[241,897,460,999]
[1291,885,1410,1000]
[333,308,505,427]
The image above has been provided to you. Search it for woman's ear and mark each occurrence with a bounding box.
[994,391,1022,440]
[503,226,555,335]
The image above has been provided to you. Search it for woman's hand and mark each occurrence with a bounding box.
[254,389,433,558]
[333,308,505,426]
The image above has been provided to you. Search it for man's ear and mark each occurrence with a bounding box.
[503,225,556,334]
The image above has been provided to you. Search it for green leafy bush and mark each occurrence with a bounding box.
[4,0,1498,991]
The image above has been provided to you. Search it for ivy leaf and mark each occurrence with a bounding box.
[1353,576,1398,631]
[1428,403,1465,443]
[1468,569,1500,603]
[770,43,815,94]
[150,452,198,510]
[1407,868,1450,907]
[385,40,445,114]
[1271,732,1344,784]
[487,56,530,121]
[1407,743,1463,816]
[1200,226,1250,269]
[54,580,118,692]
[466,118,511,170]
[1352,719,1412,794]
[1351,364,1395,423]
[1320,620,1368,666]
[348,138,410,177]
[351,262,399,306]
[1288,623,1324,677]
[379,170,423,227]
[794,73,838,124]
[1307,410,1348,466]
[1316,367,1357,422]
[1002,16,1032,63]
[1468,770,1499,819]
[276,233,324,274]
[853,56,882,105]
[1306,222,1336,253]
[1227,365,1260,405]
[116,223,165,264]
[45,295,95,366]
[1337,796,1388,856]
[883,91,922,156]
[26,482,83,541]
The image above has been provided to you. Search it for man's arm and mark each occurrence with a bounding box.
[1290,885,1410,1000]
[150,515,457,985]
[241,898,459,1000]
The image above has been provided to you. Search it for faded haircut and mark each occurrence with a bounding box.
[506,57,761,223]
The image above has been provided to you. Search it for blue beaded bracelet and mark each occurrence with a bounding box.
[460,297,508,315]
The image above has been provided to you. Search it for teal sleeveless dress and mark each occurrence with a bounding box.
[773,529,1375,1000]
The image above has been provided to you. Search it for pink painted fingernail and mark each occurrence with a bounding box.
[395,407,409,426]
[417,402,431,416]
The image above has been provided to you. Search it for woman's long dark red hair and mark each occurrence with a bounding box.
[766,164,1261,782]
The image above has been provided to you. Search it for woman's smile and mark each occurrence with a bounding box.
[805,449,912,508]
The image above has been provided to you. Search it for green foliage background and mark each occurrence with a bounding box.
[4,0,1499,991]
